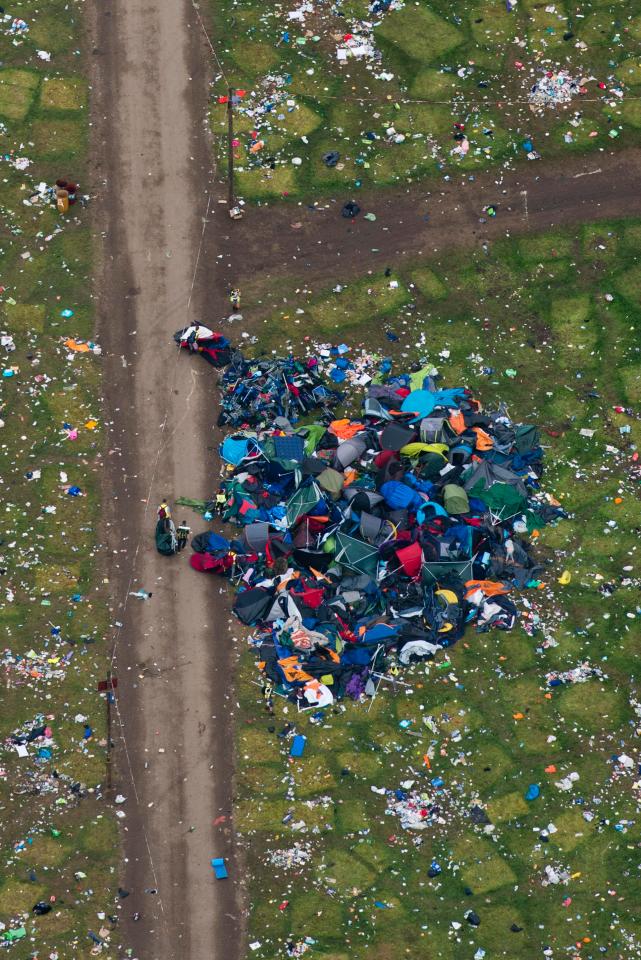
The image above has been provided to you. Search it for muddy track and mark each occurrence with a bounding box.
[91,0,241,957]
[211,149,641,294]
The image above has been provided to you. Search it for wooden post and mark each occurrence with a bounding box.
[106,669,113,792]
[98,673,117,791]
[227,86,235,209]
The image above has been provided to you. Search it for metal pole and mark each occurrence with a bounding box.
[106,670,113,792]
[227,87,235,209]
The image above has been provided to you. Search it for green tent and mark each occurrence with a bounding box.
[409,363,438,391]
[471,481,526,520]
[334,532,379,576]
[514,424,540,454]
[317,467,345,501]
[422,557,475,584]
[285,481,323,526]
[298,424,327,456]
[443,483,470,515]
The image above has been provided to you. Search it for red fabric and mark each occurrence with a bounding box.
[395,541,423,579]
[190,553,232,574]
[374,449,398,469]
[293,587,325,609]
[303,517,328,533]
[394,529,412,544]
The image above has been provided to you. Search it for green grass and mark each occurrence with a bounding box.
[234,218,641,958]
[375,7,464,64]
[40,76,88,112]
[0,0,116,955]
[209,0,641,200]
[0,68,40,120]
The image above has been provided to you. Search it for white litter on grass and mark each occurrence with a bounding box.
[542,862,571,886]
[267,842,312,869]
[529,70,580,109]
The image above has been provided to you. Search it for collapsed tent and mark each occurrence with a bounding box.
[155,518,178,556]
[177,339,564,703]
[216,354,342,428]
[174,326,232,367]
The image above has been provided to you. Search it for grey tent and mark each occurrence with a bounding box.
[286,481,323,526]
[233,587,275,625]
[333,438,368,469]
[398,639,441,664]
[443,484,470,515]
[344,488,385,514]
[264,592,304,622]
[462,460,527,496]
[317,467,345,501]
[302,456,329,476]
[449,444,474,468]
[359,512,395,546]
[243,521,271,552]
[334,532,379,576]
[420,417,454,445]
[380,422,416,451]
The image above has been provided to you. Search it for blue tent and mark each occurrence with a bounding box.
[220,434,262,466]
[380,480,424,511]
[401,388,467,423]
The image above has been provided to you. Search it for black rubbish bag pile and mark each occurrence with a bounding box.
[178,335,565,707]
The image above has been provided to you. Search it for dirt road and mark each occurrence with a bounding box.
[217,148,641,290]
[91,0,239,958]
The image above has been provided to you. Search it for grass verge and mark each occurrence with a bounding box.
[0,1,117,955]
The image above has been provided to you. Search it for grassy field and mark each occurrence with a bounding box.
[210,0,641,200]
[0,1,117,956]
[232,219,641,958]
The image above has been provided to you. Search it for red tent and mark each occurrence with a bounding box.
[395,542,423,579]
[190,552,233,574]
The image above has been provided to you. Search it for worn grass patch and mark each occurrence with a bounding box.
[411,266,448,300]
[375,7,463,64]
[0,68,39,120]
[29,119,86,160]
[486,791,530,823]
[40,77,87,112]
[461,854,517,894]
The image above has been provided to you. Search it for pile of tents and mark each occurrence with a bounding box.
[174,326,342,428]
[179,335,564,706]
